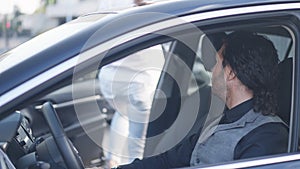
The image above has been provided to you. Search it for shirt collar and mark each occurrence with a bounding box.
[220,99,254,124]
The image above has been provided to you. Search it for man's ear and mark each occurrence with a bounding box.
[225,66,236,81]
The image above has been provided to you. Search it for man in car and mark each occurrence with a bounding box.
[113,31,289,169]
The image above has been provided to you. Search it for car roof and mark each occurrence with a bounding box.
[0,0,298,96]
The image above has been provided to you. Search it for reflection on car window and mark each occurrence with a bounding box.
[98,43,166,166]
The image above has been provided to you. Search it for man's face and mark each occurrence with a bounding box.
[211,45,227,101]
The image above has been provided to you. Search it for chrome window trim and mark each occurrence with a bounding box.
[1,2,300,113]
[184,3,300,22]
[200,153,300,169]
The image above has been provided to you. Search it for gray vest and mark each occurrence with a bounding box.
[190,109,285,166]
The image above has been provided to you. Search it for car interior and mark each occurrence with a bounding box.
[0,20,296,169]
[144,25,294,159]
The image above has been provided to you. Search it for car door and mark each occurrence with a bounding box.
[3,2,300,169]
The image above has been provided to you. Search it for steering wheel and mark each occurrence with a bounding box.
[41,101,84,169]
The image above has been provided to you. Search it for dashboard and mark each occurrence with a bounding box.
[0,111,64,169]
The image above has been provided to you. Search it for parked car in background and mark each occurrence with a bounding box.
[1,0,300,168]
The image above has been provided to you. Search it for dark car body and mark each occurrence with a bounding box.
[1,0,300,168]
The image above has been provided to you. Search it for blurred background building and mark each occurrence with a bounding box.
[0,0,167,54]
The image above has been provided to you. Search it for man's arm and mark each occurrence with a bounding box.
[118,133,200,169]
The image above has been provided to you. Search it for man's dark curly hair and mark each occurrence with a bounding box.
[222,31,279,115]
